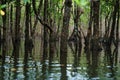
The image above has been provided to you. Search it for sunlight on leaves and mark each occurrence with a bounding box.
[23,0,30,4]
[0,10,5,16]
[0,4,6,16]
[74,0,88,7]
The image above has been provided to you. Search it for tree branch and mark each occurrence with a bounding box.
[32,0,53,32]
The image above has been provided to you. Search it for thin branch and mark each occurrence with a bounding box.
[32,0,53,32]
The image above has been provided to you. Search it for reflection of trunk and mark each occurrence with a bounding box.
[105,47,116,78]
[91,51,99,78]
[24,50,29,80]
[86,49,100,79]
[1,0,7,62]
[71,45,82,76]
[41,58,48,80]
[60,0,72,58]
[12,0,21,58]
[60,55,67,80]
[74,5,82,54]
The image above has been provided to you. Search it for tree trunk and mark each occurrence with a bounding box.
[43,0,49,58]
[0,1,2,52]
[25,2,33,56]
[93,0,100,38]
[109,0,118,47]
[1,0,7,62]
[60,0,72,63]
[91,0,101,51]
[116,0,119,42]
[85,1,93,49]
[12,0,21,58]
[10,4,14,51]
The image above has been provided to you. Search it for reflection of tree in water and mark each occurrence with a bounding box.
[85,44,100,79]
[70,41,82,77]
[60,54,67,80]
[103,45,119,79]
[68,3,83,78]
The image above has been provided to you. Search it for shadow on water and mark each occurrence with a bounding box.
[103,45,119,80]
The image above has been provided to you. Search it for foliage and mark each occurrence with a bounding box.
[23,0,30,4]
[74,0,89,7]
[73,0,90,27]
[0,4,6,16]
[100,0,114,16]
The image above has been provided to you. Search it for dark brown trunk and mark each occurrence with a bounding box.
[1,0,7,62]
[93,1,100,38]
[31,0,43,38]
[0,0,1,53]
[10,4,14,47]
[116,0,119,42]
[87,1,93,38]
[25,2,32,54]
[12,0,21,58]
[60,0,72,63]
[49,0,57,62]
[91,0,101,51]
[109,0,118,46]
[43,0,49,58]
[85,1,93,49]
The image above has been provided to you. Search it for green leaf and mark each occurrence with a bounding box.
[74,0,88,7]
[23,0,30,4]
[0,4,6,9]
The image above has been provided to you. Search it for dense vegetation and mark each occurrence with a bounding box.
[0,0,119,63]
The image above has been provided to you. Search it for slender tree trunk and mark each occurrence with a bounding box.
[60,0,72,62]
[87,1,93,38]
[0,1,2,53]
[31,0,43,38]
[24,3,31,76]
[25,2,32,55]
[43,0,49,58]
[91,0,101,51]
[93,0,100,38]
[1,0,7,62]
[85,1,93,49]
[49,1,55,61]
[109,0,118,46]
[10,4,14,49]
[116,0,119,42]
[12,0,21,58]
[0,25,1,52]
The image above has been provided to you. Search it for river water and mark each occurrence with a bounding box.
[0,41,120,80]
